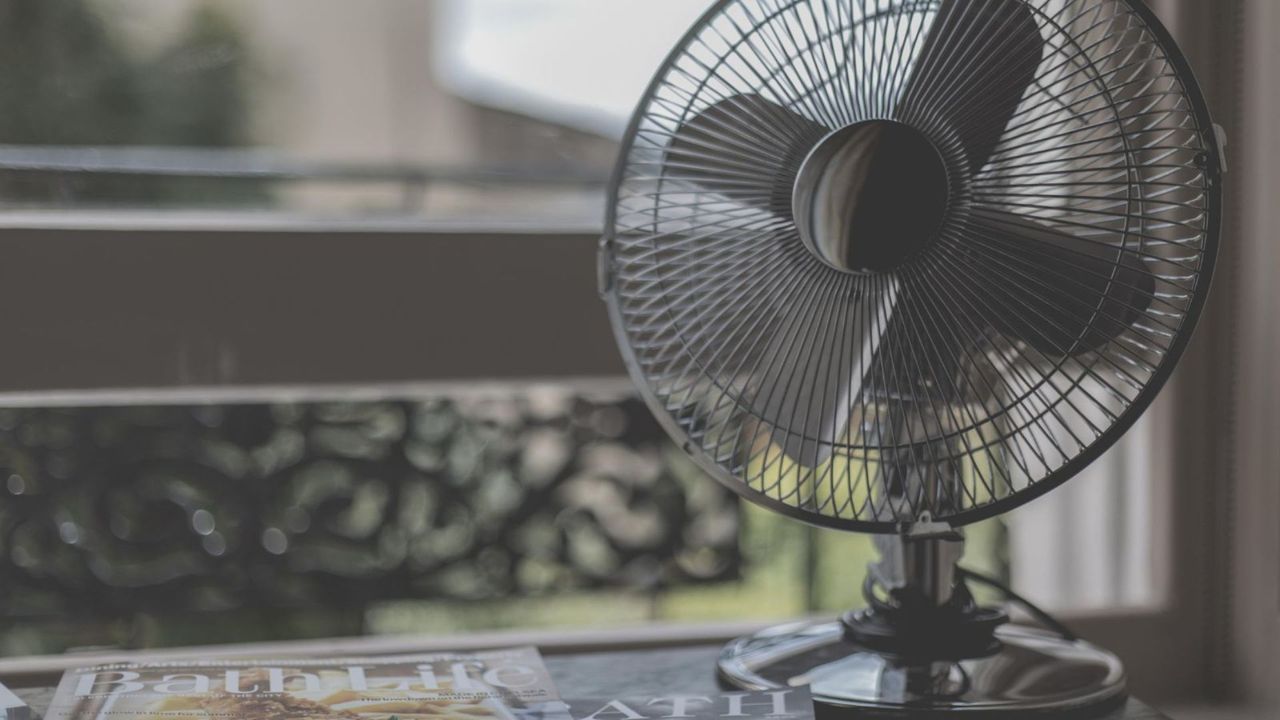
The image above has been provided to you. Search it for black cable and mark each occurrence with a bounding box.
[958,567,1078,642]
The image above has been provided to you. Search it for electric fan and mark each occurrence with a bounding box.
[600,0,1224,716]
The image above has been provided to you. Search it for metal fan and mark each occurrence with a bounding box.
[601,0,1224,716]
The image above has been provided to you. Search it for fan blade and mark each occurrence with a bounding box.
[846,0,1050,403]
[849,214,1156,421]
[668,1,1045,210]
[969,212,1157,357]
[666,94,828,216]
[749,279,900,468]
[673,2,1051,470]
[897,0,1044,173]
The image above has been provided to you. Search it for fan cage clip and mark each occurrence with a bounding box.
[1212,123,1230,174]
[597,233,615,297]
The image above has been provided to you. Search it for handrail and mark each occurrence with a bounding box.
[0,145,609,187]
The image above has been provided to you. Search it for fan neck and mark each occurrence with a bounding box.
[846,527,1009,658]
[793,120,950,275]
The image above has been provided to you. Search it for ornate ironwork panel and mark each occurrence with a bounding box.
[0,390,740,619]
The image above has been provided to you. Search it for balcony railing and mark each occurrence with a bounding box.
[0,145,611,214]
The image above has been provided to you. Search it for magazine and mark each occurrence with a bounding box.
[562,688,812,720]
[0,680,37,720]
[46,648,566,720]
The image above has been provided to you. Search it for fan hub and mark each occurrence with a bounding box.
[793,120,949,274]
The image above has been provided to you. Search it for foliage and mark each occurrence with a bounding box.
[0,0,266,204]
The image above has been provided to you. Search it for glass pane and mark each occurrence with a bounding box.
[0,0,1163,651]
[0,385,1006,655]
[0,0,703,224]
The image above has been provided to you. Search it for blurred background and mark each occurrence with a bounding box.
[0,0,1273,714]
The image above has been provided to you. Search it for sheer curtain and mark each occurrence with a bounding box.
[1009,417,1160,612]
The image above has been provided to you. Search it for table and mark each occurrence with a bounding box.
[545,647,1172,718]
[12,645,1172,719]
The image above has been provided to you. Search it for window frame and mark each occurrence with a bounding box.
[0,215,1217,703]
[0,0,1253,706]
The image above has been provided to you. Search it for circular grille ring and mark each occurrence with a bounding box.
[603,0,1221,531]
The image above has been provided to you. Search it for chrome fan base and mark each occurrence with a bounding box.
[718,621,1127,718]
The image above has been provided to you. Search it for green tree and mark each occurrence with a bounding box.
[137,5,256,149]
[0,0,266,205]
[0,0,143,146]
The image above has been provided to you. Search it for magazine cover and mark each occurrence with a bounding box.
[564,687,812,720]
[46,648,566,720]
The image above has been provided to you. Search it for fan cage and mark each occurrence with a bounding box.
[603,0,1222,531]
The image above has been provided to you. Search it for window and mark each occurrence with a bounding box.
[0,0,710,226]
[0,0,1226,707]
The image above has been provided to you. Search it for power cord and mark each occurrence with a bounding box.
[957,567,1078,642]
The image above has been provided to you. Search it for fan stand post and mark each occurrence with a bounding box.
[870,517,964,608]
[841,520,1009,659]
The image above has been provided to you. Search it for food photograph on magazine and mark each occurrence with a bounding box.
[43,649,566,720]
[0,680,37,720]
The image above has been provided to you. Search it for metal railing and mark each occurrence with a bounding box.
[0,145,611,213]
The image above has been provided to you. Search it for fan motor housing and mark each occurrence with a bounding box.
[793,119,950,274]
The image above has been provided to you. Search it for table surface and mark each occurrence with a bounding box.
[545,647,1172,719]
[15,645,1172,719]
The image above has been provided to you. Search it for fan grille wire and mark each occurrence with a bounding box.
[603,0,1221,530]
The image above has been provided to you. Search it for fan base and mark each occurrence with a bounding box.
[718,621,1127,718]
